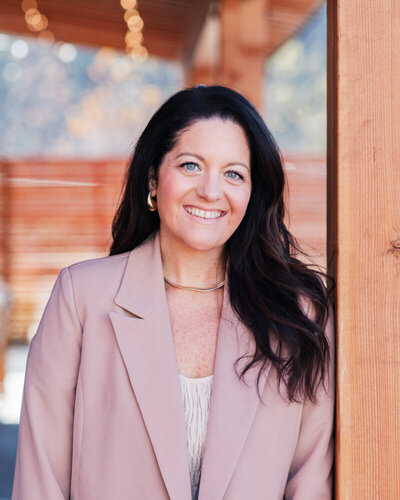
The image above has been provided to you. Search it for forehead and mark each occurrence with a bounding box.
[171,117,250,161]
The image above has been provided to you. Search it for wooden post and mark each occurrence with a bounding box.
[219,0,268,110]
[327,1,400,497]
[184,8,221,87]
[185,0,268,111]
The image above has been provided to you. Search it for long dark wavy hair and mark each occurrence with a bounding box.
[109,85,335,404]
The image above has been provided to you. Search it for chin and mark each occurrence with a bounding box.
[180,235,225,252]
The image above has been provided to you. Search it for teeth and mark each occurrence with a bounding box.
[185,206,223,219]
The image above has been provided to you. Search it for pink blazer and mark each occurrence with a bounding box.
[12,231,335,500]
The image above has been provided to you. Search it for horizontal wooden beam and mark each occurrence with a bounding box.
[0,0,323,62]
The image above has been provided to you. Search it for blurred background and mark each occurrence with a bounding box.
[0,0,326,496]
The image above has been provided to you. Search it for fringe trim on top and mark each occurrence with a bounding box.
[179,373,213,500]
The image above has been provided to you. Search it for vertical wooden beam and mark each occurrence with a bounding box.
[185,0,268,111]
[184,8,221,87]
[219,0,268,110]
[327,1,400,498]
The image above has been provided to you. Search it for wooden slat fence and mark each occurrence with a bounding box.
[0,155,327,384]
[0,158,126,344]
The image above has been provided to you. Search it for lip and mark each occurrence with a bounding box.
[184,204,226,212]
[183,205,227,224]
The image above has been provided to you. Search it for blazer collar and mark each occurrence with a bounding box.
[110,231,273,500]
[113,231,165,318]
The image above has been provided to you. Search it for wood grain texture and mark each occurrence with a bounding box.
[327,1,400,497]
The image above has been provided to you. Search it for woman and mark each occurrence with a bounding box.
[12,85,335,500]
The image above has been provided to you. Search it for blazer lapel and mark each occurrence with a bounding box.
[109,231,192,500]
[109,230,274,500]
[197,277,273,500]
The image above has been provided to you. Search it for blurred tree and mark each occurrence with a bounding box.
[0,35,182,157]
[264,2,326,154]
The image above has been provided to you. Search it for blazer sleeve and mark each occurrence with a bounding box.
[12,267,83,500]
[284,303,336,500]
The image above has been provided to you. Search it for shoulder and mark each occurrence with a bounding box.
[59,233,158,314]
[67,250,130,273]
[65,251,131,293]
[56,251,133,320]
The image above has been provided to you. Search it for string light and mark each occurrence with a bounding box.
[20,0,146,62]
[121,0,137,12]
[120,0,148,62]
[21,0,76,62]
[21,0,55,44]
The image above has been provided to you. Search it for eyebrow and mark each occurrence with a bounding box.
[175,152,249,171]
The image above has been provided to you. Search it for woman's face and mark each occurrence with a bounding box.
[149,117,252,253]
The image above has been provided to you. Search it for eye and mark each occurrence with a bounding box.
[180,162,200,172]
[225,170,245,181]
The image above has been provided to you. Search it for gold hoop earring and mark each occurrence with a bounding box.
[147,192,157,212]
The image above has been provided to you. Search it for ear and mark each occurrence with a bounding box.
[147,165,157,195]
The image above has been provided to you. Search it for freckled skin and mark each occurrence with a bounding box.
[166,285,224,378]
[150,118,251,377]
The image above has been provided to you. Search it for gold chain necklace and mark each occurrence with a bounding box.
[163,276,225,292]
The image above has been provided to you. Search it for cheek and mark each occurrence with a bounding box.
[156,174,190,221]
[231,190,251,219]
[157,176,179,205]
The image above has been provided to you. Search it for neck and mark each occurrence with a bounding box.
[159,229,226,287]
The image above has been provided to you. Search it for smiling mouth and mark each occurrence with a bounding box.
[184,205,226,219]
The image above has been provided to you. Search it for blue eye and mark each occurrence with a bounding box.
[181,162,199,171]
[226,170,244,181]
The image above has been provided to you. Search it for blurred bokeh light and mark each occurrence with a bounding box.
[0,33,183,158]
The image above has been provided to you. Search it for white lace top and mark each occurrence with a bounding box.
[179,373,213,500]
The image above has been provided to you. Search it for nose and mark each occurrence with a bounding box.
[196,170,223,202]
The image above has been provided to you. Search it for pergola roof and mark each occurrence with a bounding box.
[0,0,323,61]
